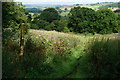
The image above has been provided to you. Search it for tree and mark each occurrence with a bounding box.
[68,7,97,33]
[96,9,118,34]
[25,12,32,23]
[52,20,68,32]
[39,8,60,23]
[113,13,120,33]
[64,8,68,11]
[2,2,29,32]
[31,19,50,30]
[55,7,63,13]
[68,7,119,34]
[25,8,42,13]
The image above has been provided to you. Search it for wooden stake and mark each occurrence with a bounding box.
[20,23,25,56]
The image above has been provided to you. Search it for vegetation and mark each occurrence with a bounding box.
[2,2,30,33]
[68,7,120,34]
[3,29,83,78]
[69,36,120,78]
[114,9,120,13]
[2,1,120,79]
[81,37,120,78]
[3,29,120,78]
[99,2,119,9]
[38,8,60,23]
[29,6,120,34]
[68,7,97,33]
[25,8,42,13]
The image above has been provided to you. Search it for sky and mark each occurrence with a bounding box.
[15,0,119,4]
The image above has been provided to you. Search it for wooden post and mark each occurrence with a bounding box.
[20,23,25,56]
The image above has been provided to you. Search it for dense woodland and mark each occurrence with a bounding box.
[30,6,120,34]
[2,2,120,78]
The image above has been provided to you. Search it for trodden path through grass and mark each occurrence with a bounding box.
[28,29,120,78]
[28,29,89,78]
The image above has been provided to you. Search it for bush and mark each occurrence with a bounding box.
[31,24,39,29]
[63,27,70,33]
[2,38,20,78]
[31,20,50,30]
[52,20,68,32]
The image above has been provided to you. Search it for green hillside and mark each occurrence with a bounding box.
[99,2,119,9]
[59,2,119,16]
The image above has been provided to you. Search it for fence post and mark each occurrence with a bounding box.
[20,23,25,56]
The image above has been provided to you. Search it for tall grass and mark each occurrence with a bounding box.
[3,29,119,78]
[80,37,120,78]
[3,29,83,78]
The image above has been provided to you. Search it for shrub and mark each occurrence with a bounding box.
[3,29,84,78]
[63,27,70,33]
[31,24,39,29]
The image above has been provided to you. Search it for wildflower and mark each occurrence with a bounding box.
[39,35,41,37]
[53,41,56,44]
[46,39,49,42]
[51,35,55,38]
[36,37,38,38]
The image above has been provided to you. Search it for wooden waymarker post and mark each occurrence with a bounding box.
[20,23,25,56]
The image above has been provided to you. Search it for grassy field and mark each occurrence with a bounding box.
[60,12,69,16]
[59,2,119,16]
[3,29,120,78]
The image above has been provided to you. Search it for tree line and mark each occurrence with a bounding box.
[3,2,120,34]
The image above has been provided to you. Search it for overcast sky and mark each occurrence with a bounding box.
[15,0,119,4]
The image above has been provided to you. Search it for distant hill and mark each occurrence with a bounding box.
[24,2,120,16]
[59,2,119,11]
[25,8,42,13]
[59,2,119,16]
[24,4,68,8]
[98,2,119,9]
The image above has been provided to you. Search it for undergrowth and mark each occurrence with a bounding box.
[3,29,120,78]
[2,29,83,78]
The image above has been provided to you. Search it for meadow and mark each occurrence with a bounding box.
[3,29,120,78]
